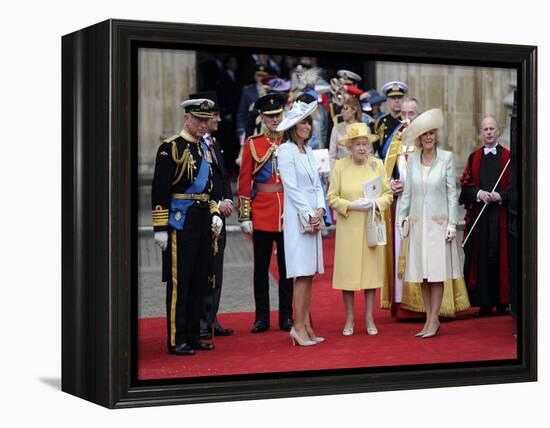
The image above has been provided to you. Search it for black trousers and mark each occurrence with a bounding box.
[165,204,211,349]
[200,225,226,331]
[252,229,293,324]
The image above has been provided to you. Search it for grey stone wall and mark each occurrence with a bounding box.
[376,62,517,172]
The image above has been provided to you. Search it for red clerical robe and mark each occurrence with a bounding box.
[459,145,510,305]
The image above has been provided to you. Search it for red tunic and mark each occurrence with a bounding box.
[238,133,284,232]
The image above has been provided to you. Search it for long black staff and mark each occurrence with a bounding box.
[462,158,510,247]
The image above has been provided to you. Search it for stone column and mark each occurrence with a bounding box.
[138,48,197,176]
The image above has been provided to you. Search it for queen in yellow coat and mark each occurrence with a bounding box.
[327,123,393,336]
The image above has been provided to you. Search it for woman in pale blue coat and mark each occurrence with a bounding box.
[398,109,463,339]
[277,100,326,347]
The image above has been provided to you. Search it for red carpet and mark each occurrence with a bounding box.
[138,236,517,380]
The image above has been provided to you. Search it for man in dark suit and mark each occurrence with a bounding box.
[189,92,235,340]
[215,56,241,173]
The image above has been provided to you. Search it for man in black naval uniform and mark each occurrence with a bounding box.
[187,91,236,340]
[374,81,409,161]
[151,97,224,356]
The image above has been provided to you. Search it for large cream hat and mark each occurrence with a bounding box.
[401,108,444,144]
[338,122,379,147]
[276,100,318,132]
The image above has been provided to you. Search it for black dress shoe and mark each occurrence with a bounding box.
[279,318,293,331]
[189,341,215,351]
[495,304,509,315]
[214,326,234,336]
[475,307,493,317]
[168,343,196,356]
[250,320,269,333]
[200,330,212,340]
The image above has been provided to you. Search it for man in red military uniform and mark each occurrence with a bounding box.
[238,92,293,333]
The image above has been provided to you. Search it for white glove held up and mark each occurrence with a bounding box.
[446,224,456,242]
[240,220,253,235]
[154,231,168,251]
[211,215,223,237]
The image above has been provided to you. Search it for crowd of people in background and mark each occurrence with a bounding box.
[151,52,514,355]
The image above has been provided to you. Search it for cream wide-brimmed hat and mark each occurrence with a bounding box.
[276,100,318,132]
[401,108,444,145]
[338,122,379,147]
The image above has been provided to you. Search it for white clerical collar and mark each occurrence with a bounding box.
[484,142,500,155]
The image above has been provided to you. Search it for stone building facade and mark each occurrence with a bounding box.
[377,62,517,172]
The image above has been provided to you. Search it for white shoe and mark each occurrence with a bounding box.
[290,328,316,346]
[342,324,354,336]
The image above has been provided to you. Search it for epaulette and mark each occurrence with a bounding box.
[375,113,389,127]
[163,134,180,144]
[248,133,275,174]
[247,133,264,141]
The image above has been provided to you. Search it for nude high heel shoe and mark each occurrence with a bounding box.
[290,327,316,346]
[422,323,440,339]
[415,327,428,337]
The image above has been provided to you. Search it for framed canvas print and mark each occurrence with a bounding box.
[61,19,537,408]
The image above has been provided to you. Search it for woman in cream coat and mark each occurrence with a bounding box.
[327,123,393,336]
[277,100,326,347]
[398,108,464,338]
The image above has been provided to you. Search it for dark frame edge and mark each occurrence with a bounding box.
[520,45,537,382]
[61,18,114,409]
[111,364,535,408]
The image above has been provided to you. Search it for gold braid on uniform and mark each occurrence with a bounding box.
[212,236,219,256]
[239,196,251,221]
[152,204,170,227]
[209,201,221,255]
[209,200,220,216]
[376,120,387,141]
[171,142,195,185]
[383,130,402,179]
[249,138,275,175]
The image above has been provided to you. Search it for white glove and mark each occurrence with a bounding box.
[240,220,253,235]
[400,218,410,239]
[211,215,223,237]
[446,224,456,242]
[348,198,373,211]
[154,231,168,251]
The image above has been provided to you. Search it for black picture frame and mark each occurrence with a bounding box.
[61,18,537,409]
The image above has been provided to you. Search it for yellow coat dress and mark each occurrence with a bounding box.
[327,155,393,291]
